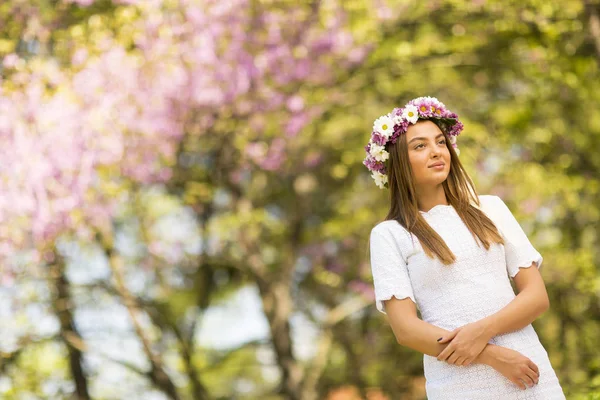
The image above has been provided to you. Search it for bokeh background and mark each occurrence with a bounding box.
[0,0,599,399]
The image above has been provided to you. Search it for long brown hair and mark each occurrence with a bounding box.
[384,121,504,265]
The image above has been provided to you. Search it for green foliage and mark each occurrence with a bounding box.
[1,0,600,398]
[2,341,71,399]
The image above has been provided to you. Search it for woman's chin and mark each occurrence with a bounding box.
[426,174,449,185]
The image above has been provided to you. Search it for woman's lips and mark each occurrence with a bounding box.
[429,163,445,169]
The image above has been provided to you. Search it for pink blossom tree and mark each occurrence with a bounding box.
[0,0,372,397]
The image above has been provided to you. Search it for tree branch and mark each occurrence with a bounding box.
[99,233,181,400]
[300,296,370,400]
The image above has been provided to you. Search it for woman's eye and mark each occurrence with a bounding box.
[414,140,444,149]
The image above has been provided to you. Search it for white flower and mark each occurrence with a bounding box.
[371,171,388,189]
[449,135,457,144]
[402,105,419,124]
[373,115,394,138]
[392,113,403,126]
[369,143,389,162]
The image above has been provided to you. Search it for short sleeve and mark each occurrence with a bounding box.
[492,196,543,279]
[369,227,416,314]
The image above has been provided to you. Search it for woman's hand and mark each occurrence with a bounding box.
[487,346,540,390]
[436,321,493,366]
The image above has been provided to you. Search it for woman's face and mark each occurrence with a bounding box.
[405,120,451,188]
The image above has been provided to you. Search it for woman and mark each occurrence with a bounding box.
[364,97,566,399]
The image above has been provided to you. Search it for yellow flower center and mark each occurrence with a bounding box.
[408,111,414,117]
[382,124,388,130]
[420,106,427,112]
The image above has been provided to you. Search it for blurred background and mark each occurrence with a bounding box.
[0,0,599,399]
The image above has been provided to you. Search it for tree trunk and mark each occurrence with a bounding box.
[586,0,600,63]
[49,250,91,400]
[256,279,303,400]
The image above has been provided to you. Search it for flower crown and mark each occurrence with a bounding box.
[363,96,464,189]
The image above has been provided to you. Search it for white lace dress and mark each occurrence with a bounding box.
[369,195,566,399]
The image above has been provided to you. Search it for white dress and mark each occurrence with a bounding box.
[369,195,566,399]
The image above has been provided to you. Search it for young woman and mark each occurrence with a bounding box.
[364,97,566,399]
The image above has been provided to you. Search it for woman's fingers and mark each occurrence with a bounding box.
[512,378,526,390]
[515,366,539,390]
[437,346,454,361]
[438,328,460,344]
[457,357,471,366]
[528,360,540,376]
[520,374,535,389]
[526,367,539,385]
[447,352,459,365]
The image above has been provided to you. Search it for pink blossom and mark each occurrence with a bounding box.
[0,0,369,264]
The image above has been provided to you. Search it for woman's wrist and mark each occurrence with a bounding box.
[477,317,497,341]
[474,343,499,367]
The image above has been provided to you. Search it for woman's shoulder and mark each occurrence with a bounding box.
[370,220,415,261]
[370,219,413,245]
[475,194,505,213]
[475,194,512,226]
[476,194,501,207]
[371,219,406,234]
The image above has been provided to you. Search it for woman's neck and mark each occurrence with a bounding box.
[416,186,448,212]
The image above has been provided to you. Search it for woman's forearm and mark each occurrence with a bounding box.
[394,316,450,357]
[479,287,549,338]
[395,317,497,366]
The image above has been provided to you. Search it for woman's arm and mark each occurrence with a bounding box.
[477,196,550,337]
[386,295,541,389]
[479,262,549,337]
[392,309,498,365]
[437,263,549,365]
[384,295,495,365]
